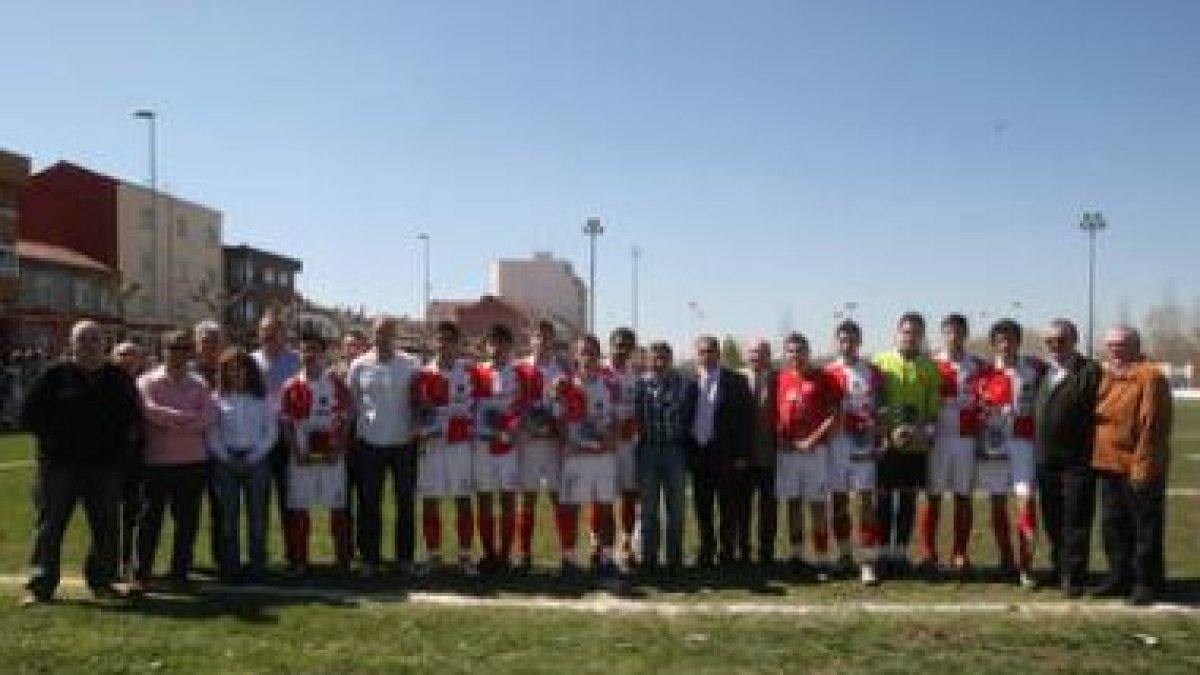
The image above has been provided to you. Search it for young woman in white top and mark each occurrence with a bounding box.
[208,347,277,582]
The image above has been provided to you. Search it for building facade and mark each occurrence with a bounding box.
[18,161,224,339]
[428,295,534,356]
[0,150,31,314]
[223,244,303,345]
[491,252,586,340]
[2,241,122,354]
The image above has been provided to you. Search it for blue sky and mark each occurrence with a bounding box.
[3,1,1197,353]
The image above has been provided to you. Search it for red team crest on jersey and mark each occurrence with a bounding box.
[472,361,539,454]
[412,362,475,444]
[776,368,841,448]
[974,355,1045,442]
[282,371,351,459]
[561,368,619,454]
[935,355,990,437]
[825,360,883,435]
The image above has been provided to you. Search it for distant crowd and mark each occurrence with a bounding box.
[14,310,1174,608]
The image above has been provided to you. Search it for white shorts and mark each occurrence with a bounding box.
[559,453,617,505]
[929,435,977,496]
[518,437,562,493]
[473,445,520,493]
[417,440,474,498]
[776,446,828,501]
[826,435,876,494]
[287,458,348,509]
[615,439,638,493]
[975,438,1035,497]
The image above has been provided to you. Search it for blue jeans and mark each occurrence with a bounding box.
[637,443,686,567]
[212,458,269,577]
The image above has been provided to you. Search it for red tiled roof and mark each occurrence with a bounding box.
[16,240,114,274]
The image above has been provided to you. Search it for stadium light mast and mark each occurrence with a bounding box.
[631,245,640,333]
[1080,212,1108,357]
[133,109,159,316]
[583,217,604,333]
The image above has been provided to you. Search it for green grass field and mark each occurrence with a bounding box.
[1,401,1198,673]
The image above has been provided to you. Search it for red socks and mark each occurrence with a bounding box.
[499,509,516,559]
[422,510,442,554]
[478,508,496,558]
[555,505,577,555]
[1017,504,1038,570]
[619,497,637,538]
[918,500,940,563]
[285,510,311,566]
[456,511,474,552]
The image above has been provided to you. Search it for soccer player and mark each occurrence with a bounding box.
[921,313,990,579]
[825,321,885,585]
[280,331,353,576]
[872,313,941,578]
[607,327,642,568]
[515,321,568,572]
[975,319,1046,588]
[472,324,528,573]
[557,334,623,587]
[412,321,478,577]
[775,332,840,580]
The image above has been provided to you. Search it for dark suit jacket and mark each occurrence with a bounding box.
[687,365,754,471]
[741,367,778,468]
[1034,354,1102,468]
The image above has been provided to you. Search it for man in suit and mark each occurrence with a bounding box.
[687,335,754,568]
[1035,318,1102,597]
[740,338,778,566]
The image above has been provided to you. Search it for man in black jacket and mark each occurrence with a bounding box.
[20,321,143,605]
[687,335,754,568]
[1034,318,1102,597]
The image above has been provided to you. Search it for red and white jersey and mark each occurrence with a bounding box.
[933,352,991,437]
[975,354,1046,440]
[520,356,569,437]
[281,369,351,455]
[824,358,884,435]
[604,360,641,443]
[471,360,537,455]
[775,367,842,443]
[411,359,476,444]
[561,367,621,454]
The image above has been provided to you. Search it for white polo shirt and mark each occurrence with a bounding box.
[347,349,420,447]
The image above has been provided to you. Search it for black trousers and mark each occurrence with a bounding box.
[349,442,419,566]
[27,460,122,599]
[1099,472,1167,590]
[736,464,777,562]
[267,434,290,559]
[135,462,208,581]
[1038,463,1096,585]
[119,463,144,577]
[207,459,224,569]
[689,458,736,562]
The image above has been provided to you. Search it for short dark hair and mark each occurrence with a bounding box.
[299,330,327,351]
[941,313,969,333]
[784,332,810,352]
[835,320,861,340]
[536,320,556,336]
[897,312,926,332]
[989,319,1022,344]
[648,341,672,357]
[435,320,460,340]
[216,347,266,398]
[577,333,602,354]
[609,326,636,348]
[486,323,513,345]
[343,329,367,342]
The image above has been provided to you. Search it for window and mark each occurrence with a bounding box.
[177,217,189,239]
[280,271,291,288]
[0,245,17,277]
[73,278,94,312]
[264,268,276,286]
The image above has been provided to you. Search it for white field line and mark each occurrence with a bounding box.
[1,574,1196,618]
[0,460,32,471]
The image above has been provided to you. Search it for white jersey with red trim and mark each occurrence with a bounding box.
[562,368,620,454]
[604,361,640,443]
[414,359,476,445]
[933,352,990,439]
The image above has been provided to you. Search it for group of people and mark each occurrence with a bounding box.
[17,308,1173,607]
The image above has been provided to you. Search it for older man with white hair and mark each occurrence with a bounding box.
[20,321,143,605]
[1090,325,1173,606]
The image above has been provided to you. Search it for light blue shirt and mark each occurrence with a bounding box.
[692,365,720,445]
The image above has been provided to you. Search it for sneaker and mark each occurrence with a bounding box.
[860,563,879,587]
[459,556,481,578]
[789,557,818,582]
[360,562,381,579]
[835,554,856,577]
[284,563,307,579]
[915,558,940,581]
[89,584,125,600]
[125,579,148,598]
[950,556,973,583]
[513,555,533,575]
[1128,584,1155,607]
[1087,576,1132,599]
[559,557,583,579]
[1019,570,1037,590]
[19,593,50,608]
[410,559,437,579]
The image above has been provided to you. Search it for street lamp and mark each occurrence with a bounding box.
[631,245,640,333]
[417,233,431,322]
[1080,211,1108,357]
[133,109,160,321]
[583,217,604,333]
